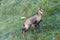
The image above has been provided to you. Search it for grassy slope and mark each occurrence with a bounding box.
[0,0,60,40]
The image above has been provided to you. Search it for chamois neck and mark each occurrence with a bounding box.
[37,13,42,16]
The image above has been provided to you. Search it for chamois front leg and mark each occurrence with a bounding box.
[37,20,42,27]
[37,23,40,27]
[36,20,42,32]
[31,24,37,32]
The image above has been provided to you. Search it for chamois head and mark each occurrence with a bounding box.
[37,7,43,15]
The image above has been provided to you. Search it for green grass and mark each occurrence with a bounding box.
[0,0,60,40]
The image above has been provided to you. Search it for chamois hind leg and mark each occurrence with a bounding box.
[22,28,27,37]
[22,25,28,37]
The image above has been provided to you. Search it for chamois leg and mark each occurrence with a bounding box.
[31,24,37,33]
[34,24,37,32]
[37,23,40,32]
[22,28,27,37]
[37,23,40,27]
[36,21,42,33]
[37,20,42,28]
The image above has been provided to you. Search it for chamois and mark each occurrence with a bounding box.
[22,7,43,36]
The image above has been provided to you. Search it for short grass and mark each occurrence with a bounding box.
[0,0,60,40]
